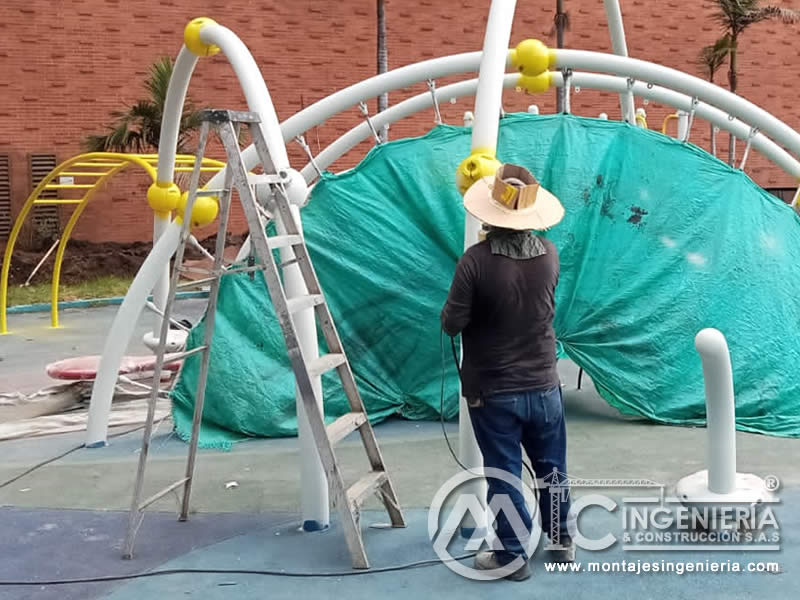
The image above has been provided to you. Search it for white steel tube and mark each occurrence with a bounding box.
[559,72,800,178]
[457,0,518,537]
[200,25,288,169]
[471,1,516,153]
[553,49,800,159]
[156,47,199,182]
[150,213,171,340]
[301,71,800,183]
[694,328,737,494]
[198,23,327,529]
[151,47,199,344]
[603,0,636,123]
[86,222,182,447]
[282,52,497,141]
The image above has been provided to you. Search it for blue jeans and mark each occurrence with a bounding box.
[468,386,571,563]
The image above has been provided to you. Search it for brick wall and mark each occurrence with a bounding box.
[1,0,799,246]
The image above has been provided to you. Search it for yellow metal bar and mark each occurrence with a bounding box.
[58,171,113,177]
[2,150,215,332]
[49,167,125,328]
[33,199,85,205]
[45,184,95,189]
[0,193,37,334]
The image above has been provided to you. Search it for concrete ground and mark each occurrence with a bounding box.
[0,305,797,599]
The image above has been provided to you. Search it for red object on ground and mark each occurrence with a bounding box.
[46,355,183,381]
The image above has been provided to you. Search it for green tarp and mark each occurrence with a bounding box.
[172,114,800,448]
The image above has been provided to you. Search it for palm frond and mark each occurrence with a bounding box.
[83,56,207,153]
[144,57,174,110]
[752,5,800,24]
[127,100,161,121]
[698,34,731,78]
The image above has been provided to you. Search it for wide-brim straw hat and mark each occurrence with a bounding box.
[463,163,564,230]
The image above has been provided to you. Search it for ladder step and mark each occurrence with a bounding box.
[137,477,190,511]
[327,411,367,445]
[307,353,346,378]
[267,234,302,249]
[197,189,225,196]
[286,294,324,313]
[347,471,388,508]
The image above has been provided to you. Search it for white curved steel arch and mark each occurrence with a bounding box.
[88,33,800,454]
[296,72,800,182]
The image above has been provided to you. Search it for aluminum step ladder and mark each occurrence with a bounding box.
[123,109,405,568]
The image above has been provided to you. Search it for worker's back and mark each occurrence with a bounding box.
[457,235,560,399]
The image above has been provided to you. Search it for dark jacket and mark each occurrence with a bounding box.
[441,234,560,398]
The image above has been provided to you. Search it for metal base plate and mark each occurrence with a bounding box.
[676,469,775,509]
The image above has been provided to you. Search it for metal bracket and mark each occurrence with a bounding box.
[359,102,383,145]
[426,78,443,125]
[683,97,698,143]
[295,135,322,177]
[563,69,574,114]
[738,126,759,170]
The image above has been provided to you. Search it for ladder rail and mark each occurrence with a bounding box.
[122,119,214,559]
[179,156,236,520]
[123,109,405,570]
[248,121,405,527]
[219,119,372,566]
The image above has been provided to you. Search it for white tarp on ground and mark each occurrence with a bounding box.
[0,382,170,440]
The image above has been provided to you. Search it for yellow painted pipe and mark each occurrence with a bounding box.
[33,199,85,205]
[1,194,38,334]
[1,151,223,333]
[661,112,679,135]
[49,165,128,328]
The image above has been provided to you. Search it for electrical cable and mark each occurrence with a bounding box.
[0,424,146,491]
[0,554,477,586]
[439,329,536,482]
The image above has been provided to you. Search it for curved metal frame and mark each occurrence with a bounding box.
[0,153,223,334]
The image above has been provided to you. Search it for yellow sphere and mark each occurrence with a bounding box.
[511,39,553,78]
[184,17,221,57]
[455,151,502,196]
[517,71,554,95]
[147,182,181,215]
[178,191,219,227]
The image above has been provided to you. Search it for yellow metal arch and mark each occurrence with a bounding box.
[0,152,225,334]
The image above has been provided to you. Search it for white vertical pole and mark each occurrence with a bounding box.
[280,206,328,531]
[527,104,540,114]
[458,0,517,538]
[198,25,328,530]
[151,214,170,338]
[603,0,636,123]
[694,328,737,495]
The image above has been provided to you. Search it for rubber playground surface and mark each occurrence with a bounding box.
[0,304,798,599]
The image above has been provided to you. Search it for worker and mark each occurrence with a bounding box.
[441,163,573,581]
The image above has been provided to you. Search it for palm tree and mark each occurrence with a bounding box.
[553,0,570,113]
[710,0,800,165]
[376,0,389,142]
[698,35,730,157]
[84,57,204,153]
